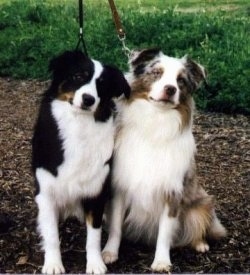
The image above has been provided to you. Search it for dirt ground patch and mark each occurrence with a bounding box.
[0,77,249,273]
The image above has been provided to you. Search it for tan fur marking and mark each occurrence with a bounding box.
[129,67,164,102]
[56,82,75,102]
[189,200,213,248]
[57,91,74,102]
[176,103,191,129]
[128,90,149,102]
[85,212,93,226]
[177,195,214,247]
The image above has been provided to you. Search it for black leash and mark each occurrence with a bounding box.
[75,0,88,55]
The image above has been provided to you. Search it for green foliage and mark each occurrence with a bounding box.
[0,1,78,78]
[0,0,249,114]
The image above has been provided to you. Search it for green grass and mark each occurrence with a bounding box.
[0,0,249,114]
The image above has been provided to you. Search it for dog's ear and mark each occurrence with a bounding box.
[103,65,131,99]
[48,55,60,73]
[49,51,87,73]
[182,56,207,90]
[129,48,161,66]
[128,48,161,76]
[49,51,71,72]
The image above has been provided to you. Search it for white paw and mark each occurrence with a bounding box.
[102,250,118,264]
[86,258,107,274]
[151,260,172,273]
[195,241,210,253]
[42,261,65,274]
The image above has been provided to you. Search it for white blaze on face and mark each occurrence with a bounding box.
[72,60,103,111]
[149,55,184,105]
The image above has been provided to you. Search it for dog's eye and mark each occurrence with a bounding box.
[72,72,89,82]
[177,77,186,86]
[72,74,83,81]
[152,68,162,78]
[83,71,90,77]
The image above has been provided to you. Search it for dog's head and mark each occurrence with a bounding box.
[127,48,206,108]
[48,50,130,121]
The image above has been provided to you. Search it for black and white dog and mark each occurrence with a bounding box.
[32,50,130,274]
[102,49,226,272]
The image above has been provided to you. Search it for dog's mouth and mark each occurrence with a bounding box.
[69,101,92,112]
[149,97,174,104]
[81,105,91,111]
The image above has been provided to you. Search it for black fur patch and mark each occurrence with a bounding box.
[132,48,161,77]
[134,63,146,76]
[96,65,130,99]
[32,97,63,178]
[94,65,130,122]
[82,171,111,228]
[48,50,95,98]
[131,48,161,66]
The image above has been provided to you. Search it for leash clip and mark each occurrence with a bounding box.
[118,34,131,59]
[108,0,131,60]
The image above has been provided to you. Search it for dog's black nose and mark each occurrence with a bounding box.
[82,94,95,107]
[164,85,176,96]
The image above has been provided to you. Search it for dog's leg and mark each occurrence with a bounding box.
[85,223,107,274]
[83,197,107,274]
[35,193,65,274]
[102,193,125,264]
[151,204,178,272]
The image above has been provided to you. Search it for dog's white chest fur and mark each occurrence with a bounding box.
[113,100,195,238]
[36,100,114,211]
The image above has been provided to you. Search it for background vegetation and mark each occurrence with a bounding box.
[0,0,249,114]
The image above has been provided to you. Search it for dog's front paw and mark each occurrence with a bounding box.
[42,261,65,274]
[102,250,118,264]
[86,258,107,274]
[151,260,172,273]
[195,241,210,253]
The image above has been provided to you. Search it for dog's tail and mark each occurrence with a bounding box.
[176,196,226,249]
[208,211,227,239]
